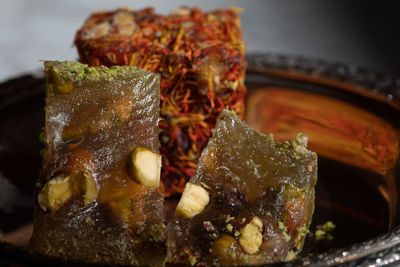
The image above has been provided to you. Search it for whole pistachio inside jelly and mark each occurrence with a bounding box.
[168,109,318,266]
[29,61,166,266]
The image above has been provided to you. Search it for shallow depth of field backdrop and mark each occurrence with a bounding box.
[0,0,399,83]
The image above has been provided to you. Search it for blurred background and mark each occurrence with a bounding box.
[0,0,399,82]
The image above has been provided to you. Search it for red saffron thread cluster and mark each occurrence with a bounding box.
[75,7,246,196]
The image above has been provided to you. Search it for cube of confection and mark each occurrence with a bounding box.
[29,61,167,266]
[74,7,246,196]
[168,109,318,265]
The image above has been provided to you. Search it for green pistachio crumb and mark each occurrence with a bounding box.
[161,135,170,144]
[295,226,310,243]
[315,221,335,241]
[315,229,325,240]
[278,221,291,242]
[189,255,196,266]
[322,221,336,232]
[282,141,291,149]
[282,231,291,242]
[225,214,235,223]
[44,61,143,83]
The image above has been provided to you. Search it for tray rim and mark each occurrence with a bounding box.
[246,53,400,266]
[246,53,400,111]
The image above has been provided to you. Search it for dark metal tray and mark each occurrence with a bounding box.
[1,53,400,266]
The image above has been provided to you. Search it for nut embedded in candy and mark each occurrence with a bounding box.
[168,109,318,265]
[175,183,210,218]
[239,216,263,254]
[38,170,98,212]
[30,61,167,266]
[130,146,162,188]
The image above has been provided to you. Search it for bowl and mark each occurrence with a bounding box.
[1,53,399,266]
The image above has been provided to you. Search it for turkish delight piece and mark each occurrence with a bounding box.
[168,109,318,265]
[74,7,247,196]
[29,61,166,266]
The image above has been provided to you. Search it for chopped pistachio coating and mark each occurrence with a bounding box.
[168,109,318,265]
[29,61,166,266]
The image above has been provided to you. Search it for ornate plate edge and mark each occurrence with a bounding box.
[246,53,400,266]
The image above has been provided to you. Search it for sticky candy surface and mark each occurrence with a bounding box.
[29,61,166,266]
[168,110,318,265]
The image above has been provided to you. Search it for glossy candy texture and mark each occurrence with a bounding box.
[74,7,246,196]
[29,61,167,266]
[168,110,318,265]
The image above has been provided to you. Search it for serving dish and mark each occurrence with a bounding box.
[0,53,399,266]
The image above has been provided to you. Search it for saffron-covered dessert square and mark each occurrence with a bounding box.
[74,7,246,196]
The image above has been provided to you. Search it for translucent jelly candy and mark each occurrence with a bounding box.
[29,61,166,266]
[168,109,318,265]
